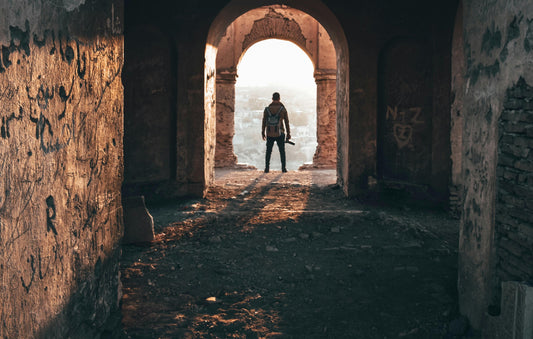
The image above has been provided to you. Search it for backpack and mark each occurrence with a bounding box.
[265,105,284,137]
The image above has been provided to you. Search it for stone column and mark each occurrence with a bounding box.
[215,70,238,167]
[312,70,337,168]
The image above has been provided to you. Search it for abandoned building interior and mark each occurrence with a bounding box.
[0,0,532,337]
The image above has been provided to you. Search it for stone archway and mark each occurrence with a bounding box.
[214,5,337,169]
[206,0,350,193]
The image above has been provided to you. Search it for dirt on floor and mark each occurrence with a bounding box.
[120,169,475,339]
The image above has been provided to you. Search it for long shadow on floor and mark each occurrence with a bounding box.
[120,169,462,338]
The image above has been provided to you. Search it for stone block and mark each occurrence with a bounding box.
[515,160,533,172]
[484,282,533,339]
[504,98,524,110]
[499,153,516,167]
[506,123,527,134]
[526,125,533,137]
[122,196,155,244]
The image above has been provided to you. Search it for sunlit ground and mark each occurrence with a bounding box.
[234,39,317,171]
[121,169,461,338]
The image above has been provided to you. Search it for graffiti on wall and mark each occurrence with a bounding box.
[0,21,123,305]
[386,105,424,149]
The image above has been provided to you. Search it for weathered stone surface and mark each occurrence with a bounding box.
[0,0,123,337]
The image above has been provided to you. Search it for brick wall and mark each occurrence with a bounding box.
[496,77,533,284]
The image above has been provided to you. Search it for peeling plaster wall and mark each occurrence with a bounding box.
[0,0,124,337]
[458,0,533,329]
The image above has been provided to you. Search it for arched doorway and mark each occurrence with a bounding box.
[214,5,338,171]
[233,38,317,171]
[206,0,349,192]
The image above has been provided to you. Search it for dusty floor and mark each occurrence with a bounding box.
[120,169,469,338]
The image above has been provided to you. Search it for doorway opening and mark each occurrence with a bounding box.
[234,39,317,171]
[211,4,344,184]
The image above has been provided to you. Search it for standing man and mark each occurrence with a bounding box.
[262,92,291,173]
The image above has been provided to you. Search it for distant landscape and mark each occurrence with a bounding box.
[234,84,317,170]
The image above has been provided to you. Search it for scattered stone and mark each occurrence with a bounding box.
[284,237,297,242]
[330,226,341,233]
[360,245,372,249]
[209,235,222,243]
[266,245,279,252]
[305,265,313,272]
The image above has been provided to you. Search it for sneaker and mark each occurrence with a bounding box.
[282,168,287,173]
[264,168,269,173]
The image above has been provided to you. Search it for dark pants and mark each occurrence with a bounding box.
[265,135,286,170]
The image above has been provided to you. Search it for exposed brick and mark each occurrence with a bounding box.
[503,169,518,181]
[501,144,528,158]
[526,125,533,137]
[497,78,533,286]
[498,153,516,167]
[501,134,515,145]
[499,237,524,257]
[503,98,524,110]
[514,160,533,172]
[505,123,526,133]
[517,223,533,239]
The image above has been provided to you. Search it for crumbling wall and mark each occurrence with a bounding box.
[0,0,124,337]
[496,77,533,284]
[458,0,533,329]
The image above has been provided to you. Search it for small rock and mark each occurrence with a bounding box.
[209,235,222,243]
[330,226,341,233]
[305,265,313,272]
[266,245,279,252]
[205,297,219,304]
[299,233,310,240]
[360,245,372,249]
[283,237,297,242]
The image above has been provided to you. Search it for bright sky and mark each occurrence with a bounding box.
[235,39,315,89]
